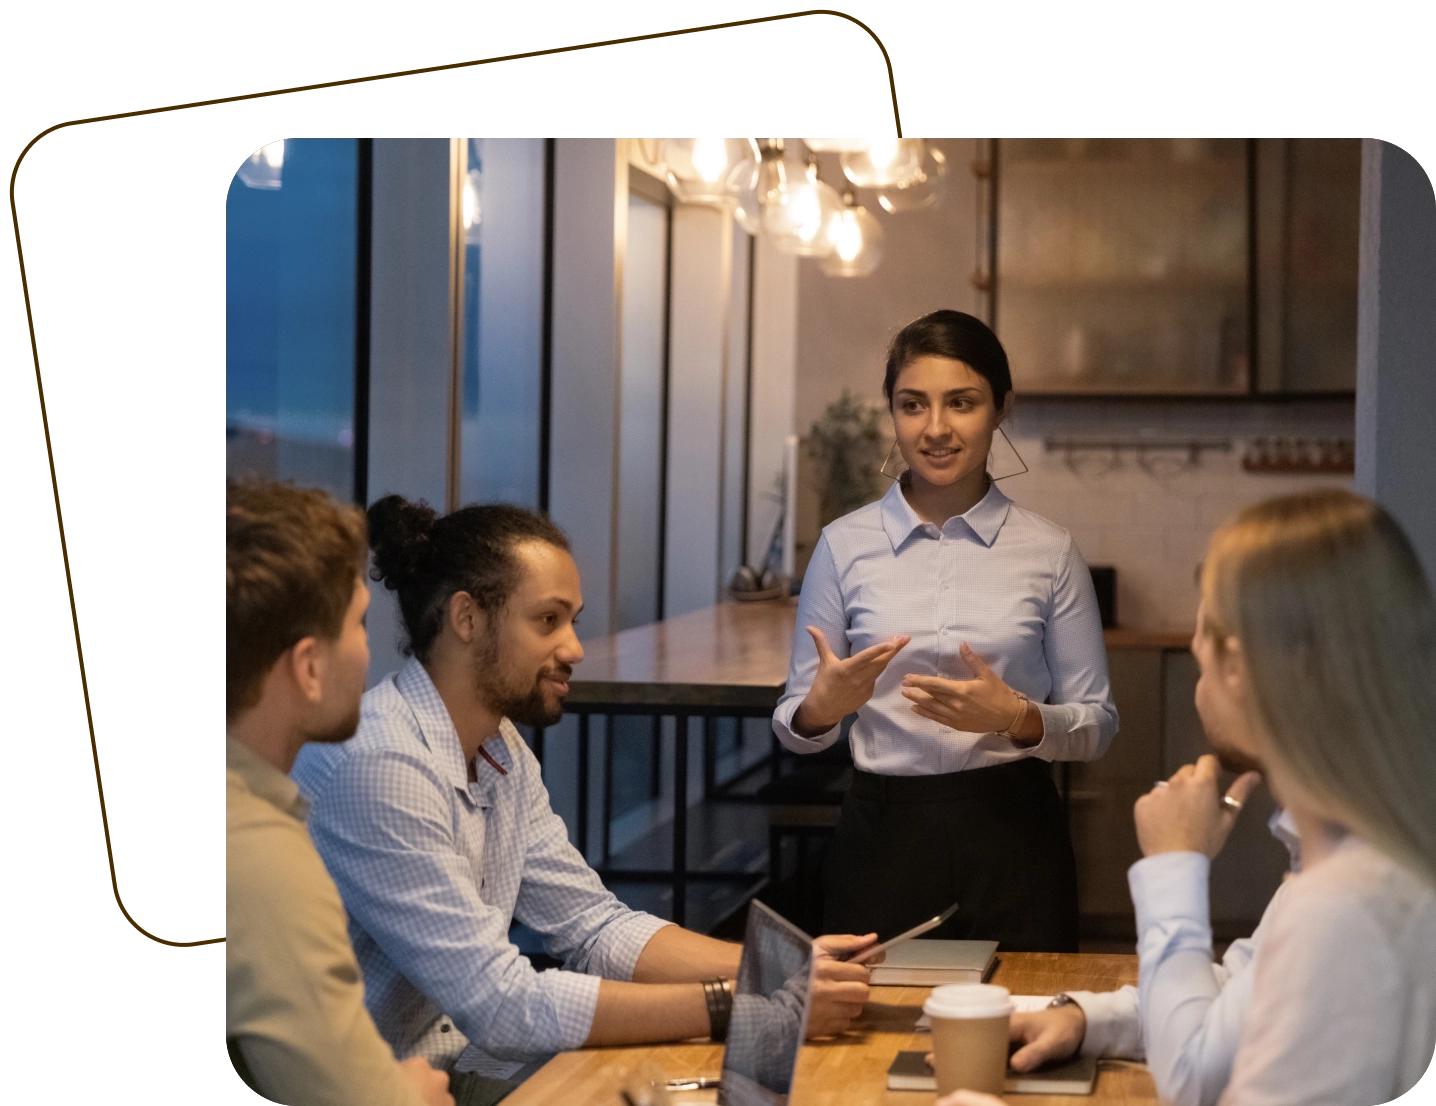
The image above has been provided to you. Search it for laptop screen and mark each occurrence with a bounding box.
[718,902,815,1106]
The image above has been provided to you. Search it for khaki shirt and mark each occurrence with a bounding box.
[227,737,426,1106]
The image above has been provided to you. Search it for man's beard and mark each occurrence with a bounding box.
[474,629,569,728]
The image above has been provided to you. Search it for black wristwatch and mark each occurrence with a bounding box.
[702,977,734,1041]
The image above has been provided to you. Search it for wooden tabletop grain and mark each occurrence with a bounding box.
[564,598,1190,711]
[503,952,1155,1106]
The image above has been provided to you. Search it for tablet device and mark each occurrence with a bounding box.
[844,902,960,964]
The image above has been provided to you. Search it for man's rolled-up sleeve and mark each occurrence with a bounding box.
[307,749,604,1061]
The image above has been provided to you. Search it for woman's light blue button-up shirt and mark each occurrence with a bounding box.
[772,478,1119,775]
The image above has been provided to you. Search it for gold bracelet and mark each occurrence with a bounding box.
[1000,691,1028,738]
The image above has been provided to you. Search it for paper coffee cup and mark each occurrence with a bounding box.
[923,983,1013,1096]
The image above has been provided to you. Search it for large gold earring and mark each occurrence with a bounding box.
[879,441,907,481]
[987,425,1030,481]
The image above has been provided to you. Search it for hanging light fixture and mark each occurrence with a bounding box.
[237,140,285,190]
[820,189,885,277]
[660,138,759,206]
[841,137,926,189]
[731,139,783,236]
[876,143,949,213]
[761,152,843,257]
[801,138,873,153]
[461,167,482,246]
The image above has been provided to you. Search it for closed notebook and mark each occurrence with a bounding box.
[886,1051,1099,1095]
[869,939,999,986]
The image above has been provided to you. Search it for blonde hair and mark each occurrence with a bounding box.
[1201,490,1436,887]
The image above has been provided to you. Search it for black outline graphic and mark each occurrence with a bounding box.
[5,6,901,947]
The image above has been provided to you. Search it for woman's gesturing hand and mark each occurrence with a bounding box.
[900,642,1043,745]
[792,628,910,737]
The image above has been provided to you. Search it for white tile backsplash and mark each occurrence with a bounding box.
[999,399,1354,631]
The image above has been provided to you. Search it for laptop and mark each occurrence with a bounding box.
[708,900,817,1106]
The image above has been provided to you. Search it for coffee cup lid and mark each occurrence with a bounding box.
[923,983,1013,1019]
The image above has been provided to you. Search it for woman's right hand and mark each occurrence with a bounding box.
[792,627,910,737]
[1008,1003,1087,1071]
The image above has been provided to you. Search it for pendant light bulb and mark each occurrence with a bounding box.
[802,138,873,154]
[660,138,759,205]
[763,157,843,257]
[237,140,285,190]
[841,137,926,189]
[877,144,949,213]
[820,191,884,277]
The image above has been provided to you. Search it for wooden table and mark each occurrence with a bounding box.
[547,599,800,925]
[505,953,1156,1106]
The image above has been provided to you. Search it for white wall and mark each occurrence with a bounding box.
[747,234,799,571]
[663,202,733,616]
[364,138,455,686]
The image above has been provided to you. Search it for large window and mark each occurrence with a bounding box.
[226,138,360,500]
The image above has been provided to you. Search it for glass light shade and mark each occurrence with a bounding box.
[660,138,759,205]
[237,140,285,190]
[820,202,885,276]
[876,144,948,213]
[841,137,926,189]
[733,143,786,236]
[802,138,873,153]
[461,167,483,245]
[761,163,843,257]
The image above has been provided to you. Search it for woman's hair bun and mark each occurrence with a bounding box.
[366,495,438,590]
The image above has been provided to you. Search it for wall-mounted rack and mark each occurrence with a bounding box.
[1240,438,1354,475]
[1044,437,1233,468]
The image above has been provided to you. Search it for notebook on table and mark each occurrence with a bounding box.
[869,938,999,986]
[886,1050,1099,1095]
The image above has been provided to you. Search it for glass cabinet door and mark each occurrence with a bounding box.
[994,138,1250,395]
[1255,138,1361,393]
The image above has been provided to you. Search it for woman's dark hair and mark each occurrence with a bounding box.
[367,496,571,663]
[882,310,1012,410]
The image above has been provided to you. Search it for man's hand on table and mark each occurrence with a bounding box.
[806,933,879,1037]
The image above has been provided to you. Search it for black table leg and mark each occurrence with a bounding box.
[602,714,614,865]
[649,716,661,799]
[578,713,590,862]
[703,717,717,799]
[673,713,689,927]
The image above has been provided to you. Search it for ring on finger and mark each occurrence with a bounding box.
[1222,795,1243,813]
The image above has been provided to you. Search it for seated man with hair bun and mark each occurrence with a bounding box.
[293,495,877,1101]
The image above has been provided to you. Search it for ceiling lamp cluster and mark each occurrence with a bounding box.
[654,137,948,278]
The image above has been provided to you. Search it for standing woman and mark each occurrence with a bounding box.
[773,310,1119,952]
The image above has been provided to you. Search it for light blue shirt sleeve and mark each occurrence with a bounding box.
[306,746,623,1061]
[1029,534,1120,762]
[1124,851,1259,1106]
[772,532,848,752]
[507,738,673,977]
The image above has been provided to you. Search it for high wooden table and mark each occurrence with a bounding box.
[505,952,1155,1105]
[549,599,800,925]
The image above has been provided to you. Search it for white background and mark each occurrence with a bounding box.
[1,2,1431,1101]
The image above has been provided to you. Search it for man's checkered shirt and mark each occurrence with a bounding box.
[292,659,671,1078]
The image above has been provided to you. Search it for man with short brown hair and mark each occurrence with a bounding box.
[226,480,452,1106]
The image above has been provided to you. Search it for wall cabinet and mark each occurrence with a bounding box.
[1068,645,1290,943]
[991,138,1360,397]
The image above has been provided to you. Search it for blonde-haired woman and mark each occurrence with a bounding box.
[938,490,1436,1106]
